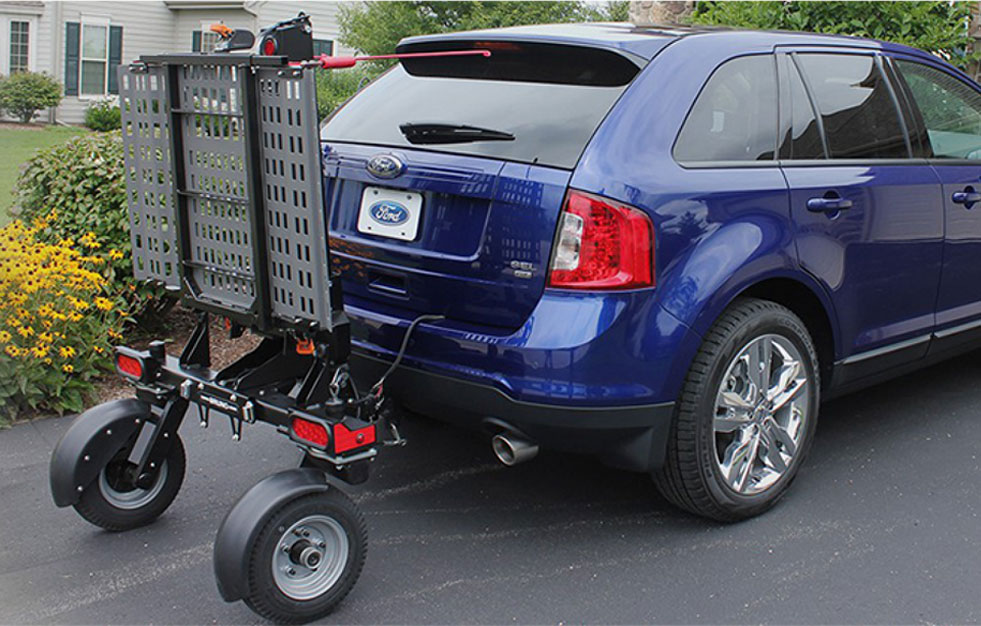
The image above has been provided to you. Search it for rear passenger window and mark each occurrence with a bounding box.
[795,54,909,159]
[895,60,981,160]
[782,60,825,159]
[674,55,777,163]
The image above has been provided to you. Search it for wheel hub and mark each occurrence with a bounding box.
[272,515,350,600]
[712,334,810,496]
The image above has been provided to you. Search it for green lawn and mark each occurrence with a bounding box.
[0,125,88,225]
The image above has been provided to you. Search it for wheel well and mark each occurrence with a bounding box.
[738,279,835,389]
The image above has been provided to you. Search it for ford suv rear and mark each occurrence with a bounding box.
[321,23,981,521]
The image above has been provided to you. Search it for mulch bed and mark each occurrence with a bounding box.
[94,303,262,405]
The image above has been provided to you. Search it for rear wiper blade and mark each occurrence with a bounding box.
[399,122,515,145]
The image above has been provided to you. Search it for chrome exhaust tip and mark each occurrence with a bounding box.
[491,433,539,466]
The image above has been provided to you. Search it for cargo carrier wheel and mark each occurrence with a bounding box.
[235,486,367,624]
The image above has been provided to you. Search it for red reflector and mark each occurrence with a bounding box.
[547,190,654,290]
[292,418,329,447]
[116,354,143,379]
[333,423,376,454]
[261,37,277,56]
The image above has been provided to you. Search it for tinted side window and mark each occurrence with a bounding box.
[674,55,777,163]
[782,59,825,159]
[796,54,909,159]
[896,60,981,159]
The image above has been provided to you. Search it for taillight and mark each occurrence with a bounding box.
[547,190,654,290]
[333,423,376,454]
[291,417,329,448]
[261,36,277,56]
[116,353,144,380]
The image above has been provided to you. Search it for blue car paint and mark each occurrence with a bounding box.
[321,25,981,467]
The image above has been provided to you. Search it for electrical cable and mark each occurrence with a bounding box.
[370,313,445,397]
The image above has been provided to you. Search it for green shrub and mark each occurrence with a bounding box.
[11,132,168,320]
[316,67,378,122]
[0,72,62,123]
[84,99,121,131]
[0,218,129,422]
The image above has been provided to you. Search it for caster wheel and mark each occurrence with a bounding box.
[73,435,186,532]
[242,489,367,624]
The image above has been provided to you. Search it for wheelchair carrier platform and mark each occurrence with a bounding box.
[48,14,492,624]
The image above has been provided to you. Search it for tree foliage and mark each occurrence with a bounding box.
[338,1,613,57]
[692,1,978,68]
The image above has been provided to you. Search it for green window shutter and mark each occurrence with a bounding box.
[65,21,80,96]
[192,30,201,52]
[107,26,123,94]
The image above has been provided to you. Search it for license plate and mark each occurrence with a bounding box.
[357,186,423,242]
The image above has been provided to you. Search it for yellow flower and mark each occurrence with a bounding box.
[62,364,74,373]
[68,312,83,322]
[79,232,101,249]
[107,329,122,340]
[109,249,124,261]
[30,345,49,359]
[93,345,105,355]
[4,345,21,358]
[59,346,76,358]
[94,297,113,312]
[0,330,11,343]
[17,326,34,338]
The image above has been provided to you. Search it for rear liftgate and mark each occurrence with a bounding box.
[48,15,485,624]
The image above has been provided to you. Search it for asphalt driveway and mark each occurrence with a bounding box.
[1,351,979,625]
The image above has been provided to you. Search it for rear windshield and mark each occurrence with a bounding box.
[321,42,640,169]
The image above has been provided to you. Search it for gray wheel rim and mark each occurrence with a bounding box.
[272,514,350,601]
[713,333,810,496]
[98,462,168,510]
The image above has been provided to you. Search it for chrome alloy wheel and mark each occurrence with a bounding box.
[713,334,810,495]
[272,514,350,601]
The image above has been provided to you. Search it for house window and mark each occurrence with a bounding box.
[80,23,108,95]
[313,39,333,57]
[201,30,220,53]
[9,21,29,73]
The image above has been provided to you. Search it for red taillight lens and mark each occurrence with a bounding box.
[291,417,329,448]
[333,423,376,454]
[261,37,277,56]
[116,354,143,379]
[547,190,654,290]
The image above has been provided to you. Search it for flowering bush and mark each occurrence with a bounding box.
[12,132,171,322]
[0,214,129,423]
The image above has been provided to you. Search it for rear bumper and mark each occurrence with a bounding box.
[350,350,676,472]
[345,289,702,472]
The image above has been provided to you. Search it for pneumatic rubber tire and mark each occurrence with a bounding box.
[73,435,186,532]
[653,298,820,522]
[243,489,367,624]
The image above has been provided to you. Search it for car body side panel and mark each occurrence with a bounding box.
[572,35,837,366]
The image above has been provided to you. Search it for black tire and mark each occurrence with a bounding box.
[653,298,820,522]
[243,489,367,624]
[73,435,186,532]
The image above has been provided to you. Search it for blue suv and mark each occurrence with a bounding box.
[321,23,981,521]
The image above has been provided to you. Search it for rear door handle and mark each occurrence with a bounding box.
[952,188,981,206]
[806,196,853,213]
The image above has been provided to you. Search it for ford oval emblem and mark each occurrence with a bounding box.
[369,200,410,225]
[366,154,405,179]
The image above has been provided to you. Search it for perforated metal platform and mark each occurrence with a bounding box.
[119,55,333,333]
